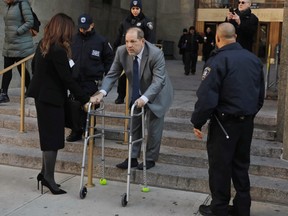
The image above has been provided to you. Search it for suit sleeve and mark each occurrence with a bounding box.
[142,50,166,102]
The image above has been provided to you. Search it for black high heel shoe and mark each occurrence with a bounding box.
[37,173,60,190]
[41,178,66,195]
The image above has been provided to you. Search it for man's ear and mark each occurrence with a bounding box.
[216,34,220,43]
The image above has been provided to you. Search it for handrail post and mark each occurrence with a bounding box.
[20,62,26,133]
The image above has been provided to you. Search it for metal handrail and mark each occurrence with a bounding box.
[0,53,34,132]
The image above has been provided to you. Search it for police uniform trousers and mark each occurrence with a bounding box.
[130,106,164,162]
[183,51,198,74]
[207,115,254,216]
[117,73,127,99]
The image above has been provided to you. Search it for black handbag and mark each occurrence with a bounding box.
[64,94,82,130]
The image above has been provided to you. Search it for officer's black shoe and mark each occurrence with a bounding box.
[228,205,235,215]
[116,158,138,169]
[198,205,216,216]
[66,130,83,142]
[0,92,10,103]
[137,160,155,170]
[115,96,124,104]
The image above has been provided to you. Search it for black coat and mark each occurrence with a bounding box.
[181,32,203,54]
[71,29,114,82]
[191,43,265,130]
[27,43,89,106]
[227,8,258,51]
[113,12,154,49]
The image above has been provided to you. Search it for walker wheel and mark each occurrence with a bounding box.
[79,186,87,199]
[121,193,128,207]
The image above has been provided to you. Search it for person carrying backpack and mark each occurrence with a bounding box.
[0,0,35,103]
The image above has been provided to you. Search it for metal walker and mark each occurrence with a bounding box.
[79,102,149,204]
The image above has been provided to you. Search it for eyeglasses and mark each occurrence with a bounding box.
[238,1,247,4]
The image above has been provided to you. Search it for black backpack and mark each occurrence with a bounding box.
[18,1,41,36]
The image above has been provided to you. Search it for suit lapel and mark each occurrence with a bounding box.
[140,43,149,77]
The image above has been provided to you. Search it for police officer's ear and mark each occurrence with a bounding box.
[90,23,95,29]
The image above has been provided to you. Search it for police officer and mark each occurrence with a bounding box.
[191,23,265,216]
[113,0,155,104]
[66,13,114,142]
[181,26,203,75]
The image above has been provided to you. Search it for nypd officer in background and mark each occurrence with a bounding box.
[191,22,264,216]
[113,0,155,104]
[65,14,114,142]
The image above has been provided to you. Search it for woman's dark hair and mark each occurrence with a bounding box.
[40,13,75,58]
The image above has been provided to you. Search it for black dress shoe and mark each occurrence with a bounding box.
[115,97,124,104]
[66,130,83,142]
[137,160,155,170]
[0,92,10,103]
[228,205,235,216]
[199,205,215,216]
[116,158,138,169]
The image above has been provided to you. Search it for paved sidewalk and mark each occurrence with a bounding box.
[1,165,288,216]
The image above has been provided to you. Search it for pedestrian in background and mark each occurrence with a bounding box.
[0,0,34,103]
[26,13,98,195]
[177,28,188,64]
[113,0,155,104]
[202,26,215,62]
[93,27,173,170]
[65,13,114,142]
[191,23,264,216]
[226,0,258,51]
[182,26,203,75]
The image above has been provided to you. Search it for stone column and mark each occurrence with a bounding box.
[277,0,288,159]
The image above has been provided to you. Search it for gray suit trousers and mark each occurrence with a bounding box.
[131,107,164,161]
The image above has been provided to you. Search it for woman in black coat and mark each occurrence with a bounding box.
[27,13,97,195]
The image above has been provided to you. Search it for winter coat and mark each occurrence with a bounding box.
[2,0,34,58]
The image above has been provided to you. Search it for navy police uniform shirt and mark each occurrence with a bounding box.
[191,42,265,130]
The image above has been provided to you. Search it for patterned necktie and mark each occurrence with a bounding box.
[131,56,140,104]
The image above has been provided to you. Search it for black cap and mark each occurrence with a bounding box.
[130,0,142,10]
[183,28,188,33]
[78,14,93,30]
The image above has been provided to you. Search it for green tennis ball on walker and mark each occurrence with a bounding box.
[99,178,107,185]
[141,187,150,192]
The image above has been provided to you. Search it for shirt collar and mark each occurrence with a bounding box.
[135,46,144,61]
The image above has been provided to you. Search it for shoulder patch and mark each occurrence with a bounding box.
[147,22,153,30]
[202,67,211,80]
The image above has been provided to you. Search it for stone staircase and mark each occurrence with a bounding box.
[0,91,288,205]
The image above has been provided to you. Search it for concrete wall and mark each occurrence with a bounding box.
[156,0,195,59]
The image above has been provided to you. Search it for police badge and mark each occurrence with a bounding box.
[202,67,211,80]
[147,22,153,30]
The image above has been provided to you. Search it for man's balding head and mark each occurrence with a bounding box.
[215,23,237,48]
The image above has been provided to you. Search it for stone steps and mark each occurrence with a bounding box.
[0,143,287,205]
[0,96,287,205]
[0,101,278,141]
[0,127,285,179]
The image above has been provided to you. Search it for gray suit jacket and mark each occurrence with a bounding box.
[101,41,173,118]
